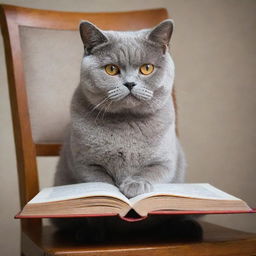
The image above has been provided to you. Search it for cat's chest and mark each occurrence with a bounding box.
[72,116,174,166]
[80,119,159,153]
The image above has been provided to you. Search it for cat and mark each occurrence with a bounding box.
[53,19,202,241]
[55,19,186,196]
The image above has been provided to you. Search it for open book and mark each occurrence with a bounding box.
[16,182,254,220]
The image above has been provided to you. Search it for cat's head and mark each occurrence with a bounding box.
[79,19,175,115]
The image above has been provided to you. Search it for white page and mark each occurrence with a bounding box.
[29,182,130,205]
[130,183,241,205]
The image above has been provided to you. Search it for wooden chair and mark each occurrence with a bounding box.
[1,4,256,256]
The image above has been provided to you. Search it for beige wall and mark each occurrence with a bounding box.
[0,0,255,255]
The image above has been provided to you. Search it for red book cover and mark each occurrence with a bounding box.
[15,208,256,222]
[14,183,256,222]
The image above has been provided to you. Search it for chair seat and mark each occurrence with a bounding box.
[21,221,256,256]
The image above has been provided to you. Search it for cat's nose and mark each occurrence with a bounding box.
[123,82,136,91]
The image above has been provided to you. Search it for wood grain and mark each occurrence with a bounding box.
[0,5,39,209]
[21,222,256,256]
[2,4,168,30]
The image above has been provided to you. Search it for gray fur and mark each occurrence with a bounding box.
[54,19,186,199]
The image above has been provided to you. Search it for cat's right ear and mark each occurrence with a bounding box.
[79,21,108,54]
[148,19,174,53]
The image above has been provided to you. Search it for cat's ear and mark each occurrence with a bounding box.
[148,19,174,49]
[79,21,108,54]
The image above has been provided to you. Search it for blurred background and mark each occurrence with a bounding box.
[0,0,255,255]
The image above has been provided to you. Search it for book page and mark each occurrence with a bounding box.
[129,183,241,205]
[29,182,130,205]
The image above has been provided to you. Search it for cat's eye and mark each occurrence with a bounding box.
[140,64,154,75]
[105,64,120,76]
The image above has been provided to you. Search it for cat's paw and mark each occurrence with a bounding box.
[119,176,153,198]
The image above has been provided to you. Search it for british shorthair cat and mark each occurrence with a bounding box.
[55,19,186,196]
[53,19,202,241]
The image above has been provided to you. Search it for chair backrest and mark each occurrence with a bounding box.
[0,4,170,208]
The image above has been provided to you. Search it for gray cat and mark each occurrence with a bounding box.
[53,20,201,240]
[54,19,186,197]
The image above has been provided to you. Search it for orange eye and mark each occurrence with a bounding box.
[105,64,120,76]
[140,64,154,75]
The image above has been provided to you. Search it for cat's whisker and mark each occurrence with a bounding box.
[137,95,150,101]
[84,96,112,122]
[90,97,110,112]
[88,97,108,118]
[131,87,153,101]
[108,87,130,101]
[94,98,111,124]
[108,92,119,98]
[109,94,121,100]
[108,88,121,97]
[142,92,153,98]
[111,93,129,101]
[101,100,113,121]
[136,91,152,97]
[132,92,153,101]
[135,87,153,94]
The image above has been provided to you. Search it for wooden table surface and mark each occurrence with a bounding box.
[21,221,256,256]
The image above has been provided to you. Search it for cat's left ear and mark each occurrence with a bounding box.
[148,19,174,51]
[79,21,108,54]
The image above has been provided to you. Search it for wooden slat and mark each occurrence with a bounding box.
[36,144,61,156]
[0,5,39,208]
[3,4,168,30]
